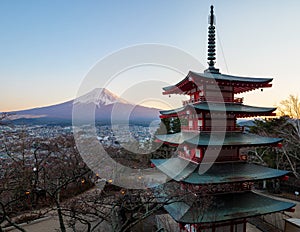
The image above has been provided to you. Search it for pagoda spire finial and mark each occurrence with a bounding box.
[205,5,220,73]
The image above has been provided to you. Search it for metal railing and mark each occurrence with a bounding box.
[182,97,205,106]
[181,126,244,132]
[182,97,243,106]
[199,126,244,132]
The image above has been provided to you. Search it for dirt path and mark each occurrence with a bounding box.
[3,216,60,232]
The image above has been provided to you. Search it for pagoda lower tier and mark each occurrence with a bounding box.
[155,132,282,147]
[163,191,295,225]
[151,157,295,231]
[151,158,289,184]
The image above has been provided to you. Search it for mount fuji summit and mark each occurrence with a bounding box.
[8,88,160,124]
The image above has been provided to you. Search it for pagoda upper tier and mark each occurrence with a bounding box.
[160,102,276,118]
[163,71,273,96]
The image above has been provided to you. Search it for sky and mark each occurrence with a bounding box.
[1,0,300,111]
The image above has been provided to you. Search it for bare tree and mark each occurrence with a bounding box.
[249,115,300,177]
[277,94,300,139]
[0,127,92,231]
[43,136,92,232]
[277,94,300,119]
[58,179,219,232]
[60,179,170,231]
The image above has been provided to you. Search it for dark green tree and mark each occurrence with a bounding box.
[156,117,181,135]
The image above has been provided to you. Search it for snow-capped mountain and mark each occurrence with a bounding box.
[9,88,160,124]
[74,88,130,106]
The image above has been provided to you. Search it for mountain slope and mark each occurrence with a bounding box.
[9,88,160,123]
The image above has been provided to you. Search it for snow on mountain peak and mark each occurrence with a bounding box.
[74,88,130,106]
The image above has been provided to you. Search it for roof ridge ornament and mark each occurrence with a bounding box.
[205,5,220,74]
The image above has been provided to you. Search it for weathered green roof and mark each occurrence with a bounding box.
[160,106,185,115]
[151,158,289,184]
[164,191,295,224]
[155,132,282,147]
[151,157,198,181]
[160,102,276,115]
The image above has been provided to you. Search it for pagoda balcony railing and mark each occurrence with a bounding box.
[181,126,196,131]
[182,97,206,105]
[182,97,243,106]
[181,126,244,132]
[199,126,244,132]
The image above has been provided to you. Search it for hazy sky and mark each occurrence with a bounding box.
[1,0,300,111]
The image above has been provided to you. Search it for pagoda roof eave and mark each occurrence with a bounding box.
[190,71,273,84]
[159,102,276,116]
[163,71,273,95]
[155,132,282,147]
[164,191,295,224]
[151,158,289,184]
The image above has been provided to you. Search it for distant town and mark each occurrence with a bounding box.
[0,123,159,158]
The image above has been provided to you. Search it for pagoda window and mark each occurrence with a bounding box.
[186,149,190,156]
[198,119,203,127]
[182,145,191,158]
[190,225,197,232]
[184,224,191,231]
[195,148,201,158]
[189,120,193,129]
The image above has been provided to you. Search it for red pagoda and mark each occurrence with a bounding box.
[151,5,295,232]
